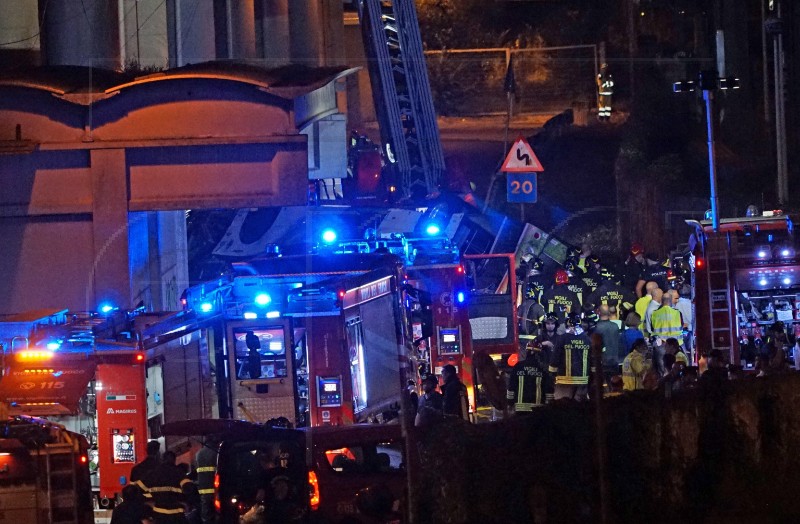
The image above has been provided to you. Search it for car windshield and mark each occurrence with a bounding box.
[219,439,306,508]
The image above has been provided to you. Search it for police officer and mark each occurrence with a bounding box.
[541,269,580,322]
[194,438,219,524]
[507,339,553,412]
[596,63,614,121]
[563,258,589,307]
[586,267,636,319]
[137,451,194,524]
[548,314,593,401]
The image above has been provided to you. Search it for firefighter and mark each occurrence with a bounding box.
[596,63,614,121]
[585,267,636,319]
[537,314,561,363]
[195,437,219,524]
[519,257,549,335]
[131,440,161,484]
[548,314,593,401]
[541,269,580,322]
[524,257,549,304]
[507,339,553,413]
[138,451,194,524]
[622,243,647,294]
[563,258,589,307]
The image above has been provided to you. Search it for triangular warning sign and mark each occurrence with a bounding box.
[501,136,544,173]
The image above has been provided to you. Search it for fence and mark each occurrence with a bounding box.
[424,44,599,117]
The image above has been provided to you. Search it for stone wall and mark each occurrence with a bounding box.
[410,373,800,523]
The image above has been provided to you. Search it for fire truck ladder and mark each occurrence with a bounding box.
[706,246,735,358]
[42,442,80,524]
[357,0,446,199]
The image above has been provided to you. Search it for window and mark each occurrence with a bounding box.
[323,441,404,474]
[233,327,288,380]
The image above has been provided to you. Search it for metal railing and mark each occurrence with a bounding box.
[424,44,599,116]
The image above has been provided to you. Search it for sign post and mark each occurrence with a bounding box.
[502,136,544,209]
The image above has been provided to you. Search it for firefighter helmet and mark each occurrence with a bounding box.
[565,313,582,328]
[554,269,569,285]
[530,257,544,272]
[543,314,559,325]
[563,258,578,274]
[525,339,542,352]
[630,242,644,256]
[567,246,581,259]
[598,266,615,281]
[589,254,601,265]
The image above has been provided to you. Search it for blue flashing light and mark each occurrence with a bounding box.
[456,291,466,304]
[243,312,257,320]
[200,302,214,313]
[46,341,61,351]
[759,279,768,286]
[783,277,792,286]
[425,223,441,236]
[255,293,272,306]
[266,311,280,319]
[322,229,337,243]
[99,303,115,314]
[757,250,768,259]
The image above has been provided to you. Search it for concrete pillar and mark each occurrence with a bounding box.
[90,149,131,310]
[261,0,290,67]
[168,0,216,67]
[42,0,120,69]
[289,0,323,66]
[227,0,257,59]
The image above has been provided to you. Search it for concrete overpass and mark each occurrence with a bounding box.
[0,62,353,314]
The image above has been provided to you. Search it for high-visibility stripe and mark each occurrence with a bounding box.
[565,349,572,378]
[197,466,216,473]
[582,350,588,378]
[535,376,541,405]
[555,376,589,385]
[153,507,186,515]
[148,486,183,494]
[198,488,215,495]
[179,478,193,487]
[518,378,523,407]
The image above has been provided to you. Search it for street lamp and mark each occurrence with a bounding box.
[673,71,739,232]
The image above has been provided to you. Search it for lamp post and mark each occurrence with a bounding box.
[673,71,739,232]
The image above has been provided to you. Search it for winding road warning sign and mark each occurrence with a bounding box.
[501,136,544,173]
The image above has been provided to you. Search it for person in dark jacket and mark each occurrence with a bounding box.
[441,364,469,420]
[111,484,153,524]
[130,440,161,484]
[507,340,553,412]
[592,305,623,386]
[414,376,443,426]
[194,437,219,524]
[541,269,580,322]
[137,451,193,524]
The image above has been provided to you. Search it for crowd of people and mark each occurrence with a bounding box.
[503,241,796,412]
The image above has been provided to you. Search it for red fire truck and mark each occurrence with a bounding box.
[687,211,797,366]
[0,308,215,507]
[182,232,487,426]
[0,416,93,524]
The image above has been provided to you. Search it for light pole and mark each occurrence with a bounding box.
[674,71,739,232]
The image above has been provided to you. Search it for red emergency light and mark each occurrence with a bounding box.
[135,353,144,362]
[695,258,705,269]
[456,265,464,274]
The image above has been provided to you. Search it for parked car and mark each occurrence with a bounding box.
[162,419,406,523]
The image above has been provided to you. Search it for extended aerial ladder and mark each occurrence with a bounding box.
[357,0,446,199]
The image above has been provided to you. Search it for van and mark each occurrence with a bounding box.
[163,420,405,523]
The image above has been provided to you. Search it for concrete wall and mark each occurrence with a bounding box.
[411,374,800,523]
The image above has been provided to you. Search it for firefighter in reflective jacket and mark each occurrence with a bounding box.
[523,257,549,304]
[585,267,636,318]
[541,269,580,322]
[508,339,554,412]
[548,315,593,401]
[137,451,193,523]
[563,258,589,307]
[597,63,614,121]
[195,438,219,524]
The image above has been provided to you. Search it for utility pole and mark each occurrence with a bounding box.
[674,72,740,232]
[765,3,788,204]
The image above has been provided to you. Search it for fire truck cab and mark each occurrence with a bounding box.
[688,211,797,366]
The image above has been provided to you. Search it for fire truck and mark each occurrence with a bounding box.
[182,231,492,426]
[0,416,93,524]
[687,211,797,366]
[0,307,216,507]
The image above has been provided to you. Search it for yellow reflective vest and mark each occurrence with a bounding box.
[650,306,683,340]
